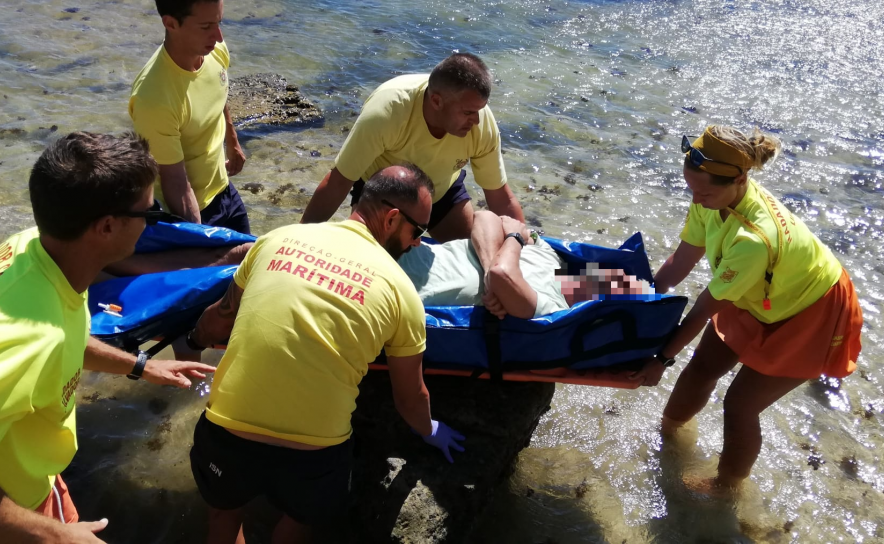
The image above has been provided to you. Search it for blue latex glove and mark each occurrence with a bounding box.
[420,420,465,463]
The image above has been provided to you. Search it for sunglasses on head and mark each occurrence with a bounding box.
[681,135,743,176]
[114,210,185,226]
[381,199,429,240]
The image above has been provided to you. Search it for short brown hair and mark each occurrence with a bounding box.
[428,53,493,100]
[155,0,218,24]
[29,132,158,240]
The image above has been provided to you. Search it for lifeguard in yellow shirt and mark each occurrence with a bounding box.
[645,125,863,493]
[129,0,250,234]
[186,165,464,543]
[301,53,524,242]
[0,132,215,542]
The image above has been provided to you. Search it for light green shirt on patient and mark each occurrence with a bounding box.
[398,238,569,317]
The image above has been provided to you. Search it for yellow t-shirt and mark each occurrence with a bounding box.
[0,228,88,509]
[335,74,507,202]
[680,179,843,323]
[129,42,231,210]
[206,220,427,446]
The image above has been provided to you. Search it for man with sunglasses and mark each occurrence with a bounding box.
[185,164,463,543]
[301,53,524,243]
[0,132,216,542]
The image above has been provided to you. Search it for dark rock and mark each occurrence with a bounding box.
[227,74,322,128]
[682,106,698,114]
[839,455,859,478]
[563,173,577,185]
[783,520,795,533]
[242,182,265,194]
[63,7,80,13]
[351,372,554,543]
[310,150,321,157]
[574,478,589,498]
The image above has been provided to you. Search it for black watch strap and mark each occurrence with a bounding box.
[504,232,526,247]
[655,353,677,367]
[185,330,207,352]
[127,351,149,380]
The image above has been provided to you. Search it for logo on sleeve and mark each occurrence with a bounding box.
[220,69,227,86]
[453,158,469,171]
[719,267,738,283]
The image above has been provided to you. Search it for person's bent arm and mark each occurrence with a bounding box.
[158,162,201,224]
[481,215,537,319]
[654,241,705,293]
[223,103,246,176]
[483,184,524,223]
[0,489,107,543]
[83,337,215,389]
[661,288,732,359]
[190,280,244,348]
[300,168,356,224]
[387,353,433,436]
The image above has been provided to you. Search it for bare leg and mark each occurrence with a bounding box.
[716,366,805,486]
[207,507,246,544]
[270,514,314,544]
[661,325,740,433]
[428,200,474,243]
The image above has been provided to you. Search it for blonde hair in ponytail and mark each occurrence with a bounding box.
[709,125,782,171]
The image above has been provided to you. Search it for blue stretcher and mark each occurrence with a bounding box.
[88,223,687,384]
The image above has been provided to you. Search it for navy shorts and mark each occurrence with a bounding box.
[189,412,353,527]
[151,182,251,235]
[350,170,470,230]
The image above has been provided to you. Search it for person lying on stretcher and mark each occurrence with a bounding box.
[398,210,652,319]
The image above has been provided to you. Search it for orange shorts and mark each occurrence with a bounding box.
[713,269,863,380]
[35,474,79,524]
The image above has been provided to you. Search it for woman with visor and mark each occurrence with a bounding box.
[642,125,863,492]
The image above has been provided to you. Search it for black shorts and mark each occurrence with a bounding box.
[150,182,251,235]
[350,169,470,230]
[189,412,353,527]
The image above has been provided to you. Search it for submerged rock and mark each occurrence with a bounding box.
[227,73,322,127]
[351,371,554,543]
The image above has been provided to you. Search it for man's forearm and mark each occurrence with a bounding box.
[0,491,60,542]
[301,169,355,224]
[470,210,505,270]
[393,384,433,436]
[162,183,201,223]
[486,186,525,222]
[83,337,137,375]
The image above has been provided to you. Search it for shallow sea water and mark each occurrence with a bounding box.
[1,0,883,542]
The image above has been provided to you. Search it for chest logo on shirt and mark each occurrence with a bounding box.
[719,267,739,284]
[61,369,81,409]
[453,158,469,171]
[220,69,228,86]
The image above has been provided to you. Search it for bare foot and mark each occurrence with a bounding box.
[683,474,739,498]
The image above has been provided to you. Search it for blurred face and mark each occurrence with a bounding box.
[436,89,487,138]
[683,167,741,210]
[165,0,224,57]
[556,268,649,306]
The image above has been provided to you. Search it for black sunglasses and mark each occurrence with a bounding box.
[115,210,185,226]
[681,135,743,176]
[381,199,429,240]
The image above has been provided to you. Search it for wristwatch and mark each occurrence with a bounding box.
[127,350,150,380]
[185,329,207,352]
[504,232,526,248]
[655,353,677,367]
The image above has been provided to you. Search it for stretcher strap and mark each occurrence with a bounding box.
[484,311,504,382]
